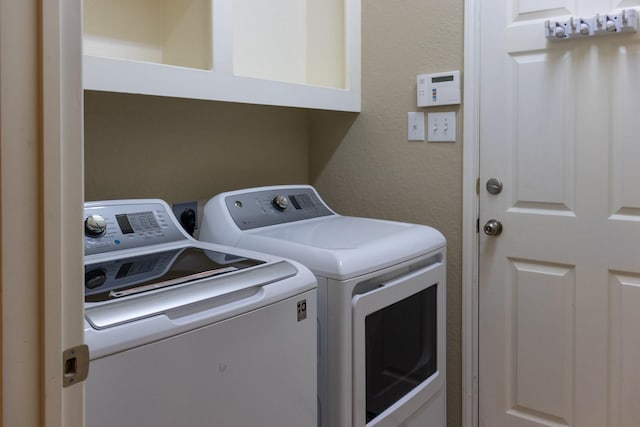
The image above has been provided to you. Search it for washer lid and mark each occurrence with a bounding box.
[84,259,299,330]
[84,246,266,303]
[244,216,446,280]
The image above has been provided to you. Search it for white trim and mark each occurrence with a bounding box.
[42,0,84,425]
[462,0,480,426]
[0,1,82,425]
[1,1,42,424]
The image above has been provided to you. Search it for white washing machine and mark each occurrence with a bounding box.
[83,199,317,427]
[199,185,446,427]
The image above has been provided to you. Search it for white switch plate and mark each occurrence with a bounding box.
[427,112,456,142]
[408,112,425,141]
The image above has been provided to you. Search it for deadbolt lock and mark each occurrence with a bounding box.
[486,178,503,195]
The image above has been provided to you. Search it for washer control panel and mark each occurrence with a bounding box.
[84,200,187,255]
[224,187,334,230]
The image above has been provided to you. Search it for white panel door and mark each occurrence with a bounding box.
[479,1,640,427]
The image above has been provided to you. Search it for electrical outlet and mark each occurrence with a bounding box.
[427,112,456,142]
[172,201,198,236]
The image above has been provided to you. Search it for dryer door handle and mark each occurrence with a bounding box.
[351,260,442,317]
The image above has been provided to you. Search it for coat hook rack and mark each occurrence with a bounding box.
[545,8,638,41]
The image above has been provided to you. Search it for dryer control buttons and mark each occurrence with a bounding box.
[85,214,107,238]
[272,195,289,211]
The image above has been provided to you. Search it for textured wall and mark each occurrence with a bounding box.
[84,91,309,203]
[309,2,464,426]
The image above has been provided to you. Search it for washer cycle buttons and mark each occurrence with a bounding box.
[85,214,107,238]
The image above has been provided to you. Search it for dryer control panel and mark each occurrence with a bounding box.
[84,200,188,255]
[223,187,334,230]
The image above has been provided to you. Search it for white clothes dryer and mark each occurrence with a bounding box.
[83,199,317,427]
[199,185,446,427]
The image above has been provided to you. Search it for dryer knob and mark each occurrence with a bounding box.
[272,195,289,211]
[85,214,107,237]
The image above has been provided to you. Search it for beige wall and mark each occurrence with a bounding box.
[84,91,310,203]
[309,2,464,426]
[84,1,464,425]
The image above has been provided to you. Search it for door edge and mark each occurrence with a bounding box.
[462,0,480,426]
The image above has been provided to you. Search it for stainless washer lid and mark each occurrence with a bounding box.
[85,260,298,329]
[84,246,265,303]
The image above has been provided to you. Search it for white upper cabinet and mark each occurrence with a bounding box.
[83,0,361,112]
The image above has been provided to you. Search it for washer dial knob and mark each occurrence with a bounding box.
[272,195,289,211]
[84,214,107,237]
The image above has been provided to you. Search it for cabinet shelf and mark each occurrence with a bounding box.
[83,0,360,112]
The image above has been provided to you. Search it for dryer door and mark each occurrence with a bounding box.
[352,259,445,427]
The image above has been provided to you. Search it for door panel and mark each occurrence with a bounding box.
[509,260,574,426]
[515,1,574,16]
[479,1,640,427]
[609,272,640,427]
[509,51,576,212]
[611,42,640,216]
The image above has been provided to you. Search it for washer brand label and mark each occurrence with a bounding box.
[297,300,307,321]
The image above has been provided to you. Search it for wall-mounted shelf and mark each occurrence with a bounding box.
[83,0,361,112]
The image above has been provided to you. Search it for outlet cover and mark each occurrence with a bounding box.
[427,112,456,142]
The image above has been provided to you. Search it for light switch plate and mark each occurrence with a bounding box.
[427,112,456,142]
[408,112,425,141]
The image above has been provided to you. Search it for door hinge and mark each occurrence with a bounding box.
[476,218,480,233]
[63,344,89,387]
[476,177,480,195]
